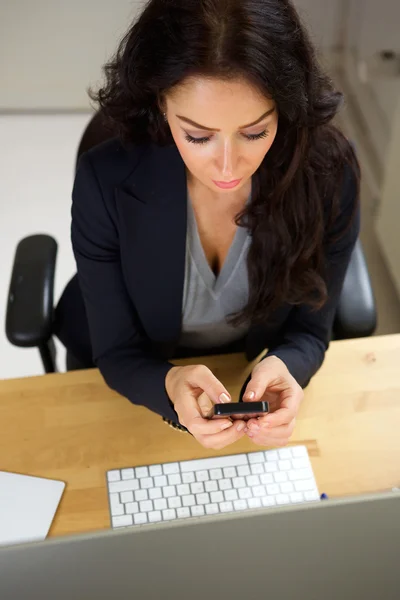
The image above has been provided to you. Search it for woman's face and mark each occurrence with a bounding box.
[164,76,278,196]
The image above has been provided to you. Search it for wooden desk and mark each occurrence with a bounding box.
[1,335,400,538]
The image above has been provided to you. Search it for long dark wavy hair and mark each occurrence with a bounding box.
[89,0,360,326]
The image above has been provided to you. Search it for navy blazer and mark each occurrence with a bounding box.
[71,138,360,422]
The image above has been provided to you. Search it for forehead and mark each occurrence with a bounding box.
[166,76,274,123]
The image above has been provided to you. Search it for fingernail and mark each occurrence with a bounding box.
[246,391,255,400]
[236,422,246,432]
[219,393,231,404]
[250,423,260,431]
[221,422,233,431]
[247,431,254,438]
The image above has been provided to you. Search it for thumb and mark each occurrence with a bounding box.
[186,365,231,404]
[243,365,279,402]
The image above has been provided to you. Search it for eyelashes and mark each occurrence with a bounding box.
[184,130,270,145]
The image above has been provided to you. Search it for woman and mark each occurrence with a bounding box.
[62,0,360,450]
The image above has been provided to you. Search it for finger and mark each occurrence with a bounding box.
[247,419,296,444]
[197,392,214,417]
[262,389,302,427]
[247,417,296,436]
[186,365,231,405]
[176,394,233,435]
[200,420,247,449]
[242,368,283,403]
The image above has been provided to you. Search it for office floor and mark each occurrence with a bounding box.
[1,99,400,380]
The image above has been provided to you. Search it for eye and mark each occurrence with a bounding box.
[184,133,210,145]
[243,130,269,141]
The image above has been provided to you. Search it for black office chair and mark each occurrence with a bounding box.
[5,113,378,373]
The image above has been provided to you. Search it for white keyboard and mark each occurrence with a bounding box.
[106,445,319,529]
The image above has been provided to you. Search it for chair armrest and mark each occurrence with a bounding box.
[6,235,58,347]
[334,239,377,339]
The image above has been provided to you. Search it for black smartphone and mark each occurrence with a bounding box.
[206,401,269,421]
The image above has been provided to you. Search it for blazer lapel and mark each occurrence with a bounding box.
[115,143,187,343]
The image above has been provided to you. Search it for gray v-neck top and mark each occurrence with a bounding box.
[179,190,251,349]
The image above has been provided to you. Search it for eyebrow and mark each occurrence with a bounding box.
[176,107,275,131]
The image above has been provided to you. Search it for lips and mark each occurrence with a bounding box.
[212,179,242,189]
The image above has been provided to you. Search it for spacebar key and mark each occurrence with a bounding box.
[180,455,248,472]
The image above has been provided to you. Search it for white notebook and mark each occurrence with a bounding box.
[0,471,65,546]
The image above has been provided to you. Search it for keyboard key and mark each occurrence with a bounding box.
[205,480,218,493]
[219,479,232,491]
[111,504,124,516]
[295,480,316,492]
[168,474,182,486]
[278,460,291,471]
[191,505,205,517]
[140,500,153,513]
[220,501,234,513]
[163,463,180,475]
[121,468,135,480]
[177,484,191,496]
[120,491,134,503]
[246,475,260,487]
[125,502,139,514]
[253,486,266,498]
[305,491,320,502]
[248,498,262,509]
[288,469,313,481]
[280,482,294,494]
[108,470,121,482]
[135,467,149,478]
[140,477,154,489]
[265,450,278,461]
[251,464,264,475]
[168,496,182,509]
[182,472,195,484]
[183,495,196,507]
[154,475,168,487]
[266,484,280,495]
[237,465,251,477]
[290,492,304,503]
[112,515,133,527]
[180,454,248,472]
[224,489,238,502]
[233,477,246,489]
[291,446,308,458]
[238,488,252,500]
[234,499,248,511]
[210,491,224,503]
[223,467,237,478]
[196,493,210,505]
[177,507,191,519]
[149,511,162,523]
[210,469,223,480]
[274,472,288,484]
[191,482,205,495]
[134,513,148,525]
[149,487,162,500]
[278,449,292,460]
[163,485,176,498]
[162,509,177,521]
[109,479,139,493]
[110,492,121,510]
[149,464,163,477]
[205,504,219,515]
[135,489,148,502]
[154,498,168,511]
[265,463,278,473]
[262,497,276,507]
[292,458,310,470]
[196,470,209,482]
[260,474,274,485]
[249,452,264,464]
[276,494,290,505]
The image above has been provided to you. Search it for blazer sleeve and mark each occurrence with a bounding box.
[71,151,179,422]
[264,162,361,387]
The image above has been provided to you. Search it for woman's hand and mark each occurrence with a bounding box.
[242,356,303,447]
[165,365,247,449]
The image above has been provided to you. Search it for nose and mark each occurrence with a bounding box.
[216,139,239,180]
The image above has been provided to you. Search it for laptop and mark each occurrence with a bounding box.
[0,491,399,600]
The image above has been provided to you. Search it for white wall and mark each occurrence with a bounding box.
[0,0,343,111]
